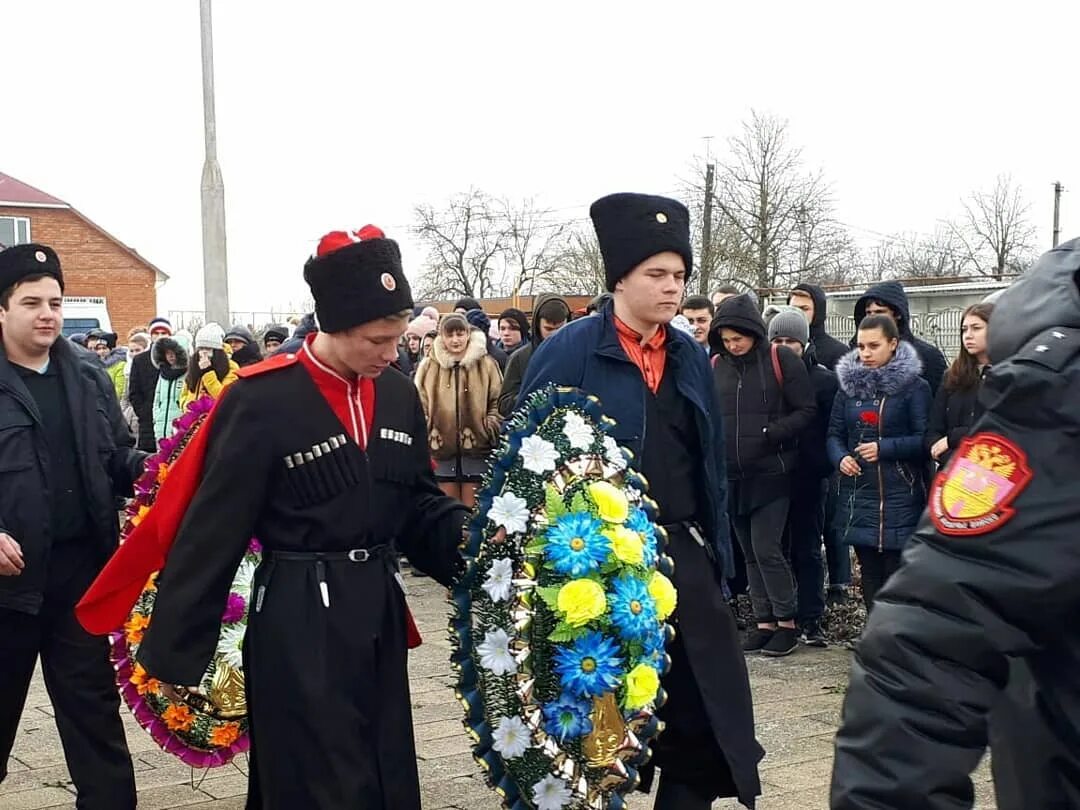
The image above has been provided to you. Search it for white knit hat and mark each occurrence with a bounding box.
[194,322,225,351]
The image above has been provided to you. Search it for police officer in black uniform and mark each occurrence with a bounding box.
[830,238,1080,809]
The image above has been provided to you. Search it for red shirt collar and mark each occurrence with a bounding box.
[298,333,375,449]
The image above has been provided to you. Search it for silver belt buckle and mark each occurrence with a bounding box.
[347,548,371,563]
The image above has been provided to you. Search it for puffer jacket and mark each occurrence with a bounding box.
[151,336,190,441]
[853,281,948,395]
[179,357,239,409]
[831,238,1080,810]
[708,294,816,480]
[99,346,128,403]
[827,341,931,550]
[789,282,848,371]
[414,329,503,460]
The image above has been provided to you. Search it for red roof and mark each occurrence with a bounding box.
[0,172,68,207]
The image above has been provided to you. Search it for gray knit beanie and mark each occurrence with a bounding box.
[767,306,810,347]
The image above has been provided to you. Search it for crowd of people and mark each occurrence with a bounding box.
[0,198,1074,810]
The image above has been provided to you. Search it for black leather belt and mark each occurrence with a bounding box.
[260,545,394,609]
[264,545,391,563]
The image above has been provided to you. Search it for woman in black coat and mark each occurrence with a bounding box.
[925,303,994,467]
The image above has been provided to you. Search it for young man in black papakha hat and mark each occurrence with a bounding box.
[517,193,763,809]
[0,243,146,809]
[77,226,470,810]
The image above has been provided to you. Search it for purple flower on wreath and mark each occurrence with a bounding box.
[248,538,262,554]
[222,592,246,623]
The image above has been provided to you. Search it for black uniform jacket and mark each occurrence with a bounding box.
[831,239,1080,810]
[0,338,144,614]
[137,351,468,810]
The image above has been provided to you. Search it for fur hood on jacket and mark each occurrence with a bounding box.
[151,336,191,373]
[432,329,489,370]
[836,340,922,399]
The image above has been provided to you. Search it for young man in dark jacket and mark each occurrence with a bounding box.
[709,295,817,656]
[788,282,847,371]
[831,240,1080,810]
[852,281,947,394]
[768,307,838,646]
[497,293,570,417]
[128,316,174,451]
[0,244,145,808]
[518,193,762,810]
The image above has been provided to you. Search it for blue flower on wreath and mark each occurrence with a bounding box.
[542,692,593,742]
[544,513,609,577]
[608,575,658,642]
[626,508,658,567]
[639,625,667,673]
[553,631,624,698]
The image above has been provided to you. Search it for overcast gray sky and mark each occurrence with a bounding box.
[3,0,1077,314]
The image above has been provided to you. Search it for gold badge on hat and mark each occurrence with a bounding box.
[35,251,47,262]
[655,212,668,224]
[380,272,397,292]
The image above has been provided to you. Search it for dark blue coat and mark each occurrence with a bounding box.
[827,342,931,550]
[517,303,733,579]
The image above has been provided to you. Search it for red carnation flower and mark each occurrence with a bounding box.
[860,409,880,426]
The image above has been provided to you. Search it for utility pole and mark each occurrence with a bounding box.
[200,0,230,326]
[1052,181,1064,248]
[701,162,715,294]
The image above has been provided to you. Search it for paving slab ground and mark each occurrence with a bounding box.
[2,573,997,809]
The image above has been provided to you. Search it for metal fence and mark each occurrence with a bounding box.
[826,307,965,360]
[167,310,306,333]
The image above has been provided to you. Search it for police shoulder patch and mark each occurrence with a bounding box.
[930,432,1033,537]
[236,351,299,378]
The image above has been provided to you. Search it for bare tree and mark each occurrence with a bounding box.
[549,229,606,295]
[500,198,571,298]
[783,207,872,286]
[413,189,508,299]
[953,174,1036,279]
[872,227,967,280]
[713,111,831,289]
[681,158,756,295]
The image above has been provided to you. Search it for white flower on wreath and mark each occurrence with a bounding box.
[492,715,531,759]
[482,558,515,603]
[216,623,246,671]
[532,774,573,810]
[489,492,530,536]
[519,435,559,475]
[602,435,627,471]
[562,411,594,450]
[231,560,257,599]
[477,627,517,675]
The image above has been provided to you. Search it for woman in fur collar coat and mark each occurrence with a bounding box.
[827,314,932,612]
[414,314,503,507]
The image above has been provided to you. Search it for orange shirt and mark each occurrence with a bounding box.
[614,316,667,394]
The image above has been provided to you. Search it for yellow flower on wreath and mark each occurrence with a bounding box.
[587,481,629,524]
[557,579,607,627]
[624,662,660,710]
[604,525,644,566]
[163,703,195,732]
[210,722,241,747]
[648,571,677,620]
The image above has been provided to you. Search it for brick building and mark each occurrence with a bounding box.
[0,171,166,338]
